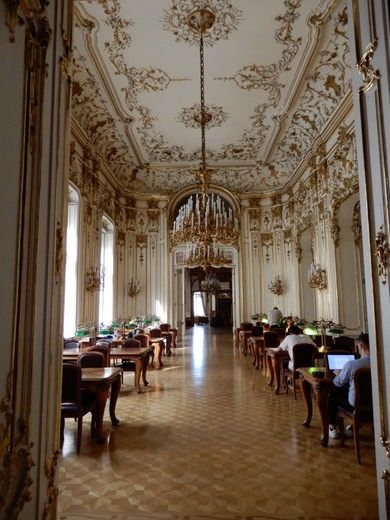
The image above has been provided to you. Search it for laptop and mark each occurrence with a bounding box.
[327,354,356,370]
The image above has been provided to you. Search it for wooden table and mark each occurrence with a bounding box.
[249,336,264,370]
[264,348,289,394]
[81,367,121,444]
[63,346,153,394]
[110,346,154,392]
[297,367,335,446]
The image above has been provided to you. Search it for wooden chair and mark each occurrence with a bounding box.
[337,368,373,464]
[87,345,110,366]
[160,323,178,348]
[61,364,96,453]
[77,351,105,368]
[282,343,317,399]
[333,336,356,352]
[313,335,334,349]
[262,332,281,374]
[115,338,141,383]
[247,326,263,357]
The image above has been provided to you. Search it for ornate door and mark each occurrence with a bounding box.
[348,1,390,516]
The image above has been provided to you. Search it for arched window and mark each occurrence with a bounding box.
[99,215,114,326]
[63,186,79,338]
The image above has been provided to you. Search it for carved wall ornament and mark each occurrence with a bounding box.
[128,277,142,298]
[375,226,390,284]
[42,450,60,519]
[268,275,283,295]
[55,221,64,284]
[3,0,22,42]
[0,372,35,517]
[261,233,273,264]
[308,262,327,289]
[356,38,380,94]
[352,201,361,244]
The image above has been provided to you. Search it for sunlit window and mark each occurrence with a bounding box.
[63,186,79,338]
[193,291,206,317]
[99,215,114,326]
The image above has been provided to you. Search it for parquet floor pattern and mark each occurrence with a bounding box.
[58,326,378,520]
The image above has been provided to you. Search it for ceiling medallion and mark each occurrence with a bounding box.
[163,0,242,46]
[177,103,229,129]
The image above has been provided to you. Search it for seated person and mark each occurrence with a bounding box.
[272,325,316,370]
[328,332,370,439]
[285,317,294,334]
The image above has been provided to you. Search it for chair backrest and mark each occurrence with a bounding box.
[133,334,149,349]
[271,327,285,337]
[160,323,171,332]
[292,343,317,371]
[62,364,81,404]
[313,335,334,348]
[63,340,79,350]
[251,325,263,337]
[122,338,141,349]
[240,322,253,331]
[324,350,357,370]
[87,345,110,366]
[263,331,280,349]
[354,368,373,417]
[333,336,356,352]
[149,328,161,338]
[77,351,105,368]
[96,341,110,348]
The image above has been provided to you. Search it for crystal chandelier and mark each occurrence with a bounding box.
[201,274,221,294]
[170,6,239,272]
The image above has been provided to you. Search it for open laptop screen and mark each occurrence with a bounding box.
[327,354,356,370]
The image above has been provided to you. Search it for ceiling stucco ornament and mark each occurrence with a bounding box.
[177,103,229,129]
[267,6,351,178]
[163,0,242,46]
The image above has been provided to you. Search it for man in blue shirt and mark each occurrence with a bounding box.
[328,333,370,439]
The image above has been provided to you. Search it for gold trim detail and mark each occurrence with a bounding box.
[375,226,390,284]
[42,450,60,519]
[0,372,35,517]
[356,39,380,93]
[3,0,21,42]
[55,220,63,284]
[380,437,390,459]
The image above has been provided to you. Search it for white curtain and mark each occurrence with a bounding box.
[63,202,79,338]
[99,217,114,326]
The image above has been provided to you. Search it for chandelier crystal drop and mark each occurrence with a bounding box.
[170,6,239,272]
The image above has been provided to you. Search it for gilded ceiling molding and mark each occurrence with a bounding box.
[177,103,229,129]
[163,0,242,47]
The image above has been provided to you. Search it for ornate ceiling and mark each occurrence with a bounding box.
[72,0,351,196]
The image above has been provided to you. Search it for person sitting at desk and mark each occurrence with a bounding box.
[272,325,316,370]
[328,332,370,439]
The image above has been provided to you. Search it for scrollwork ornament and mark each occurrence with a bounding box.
[55,221,63,285]
[3,0,21,42]
[42,450,60,519]
[356,39,380,93]
[0,372,35,517]
[375,226,390,284]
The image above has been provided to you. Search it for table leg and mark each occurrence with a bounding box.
[109,374,121,426]
[300,378,313,427]
[273,357,281,394]
[267,354,274,387]
[253,343,259,369]
[142,356,149,387]
[134,359,143,394]
[152,342,163,369]
[95,383,110,443]
[313,388,330,447]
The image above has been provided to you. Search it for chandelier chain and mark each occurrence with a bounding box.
[200,33,206,176]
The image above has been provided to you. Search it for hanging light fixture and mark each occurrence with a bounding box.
[170,6,239,272]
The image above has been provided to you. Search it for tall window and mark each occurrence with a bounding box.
[99,216,114,326]
[63,186,79,338]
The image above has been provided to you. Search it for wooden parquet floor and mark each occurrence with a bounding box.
[58,326,378,520]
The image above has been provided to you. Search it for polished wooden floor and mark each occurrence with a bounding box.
[58,326,378,520]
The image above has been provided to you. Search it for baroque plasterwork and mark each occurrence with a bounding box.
[162,0,243,47]
[73,0,351,196]
[266,6,351,179]
[177,103,229,129]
